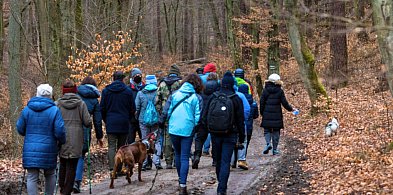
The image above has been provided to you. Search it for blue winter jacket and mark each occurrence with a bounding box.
[16,97,66,169]
[163,82,201,137]
[100,80,135,134]
[238,84,259,135]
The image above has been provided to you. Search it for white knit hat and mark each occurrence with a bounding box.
[36,84,53,97]
[268,73,281,83]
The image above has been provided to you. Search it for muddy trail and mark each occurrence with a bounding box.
[75,127,306,195]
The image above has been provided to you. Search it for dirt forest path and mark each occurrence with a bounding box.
[78,125,281,195]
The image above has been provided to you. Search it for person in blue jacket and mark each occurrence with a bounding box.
[159,74,203,195]
[73,76,104,193]
[100,71,135,173]
[16,84,66,195]
[238,84,259,160]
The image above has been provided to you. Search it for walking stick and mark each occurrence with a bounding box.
[88,130,92,194]
[19,169,26,195]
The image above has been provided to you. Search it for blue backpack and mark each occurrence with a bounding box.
[143,93,159,126]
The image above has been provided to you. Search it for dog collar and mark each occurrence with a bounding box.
[142,139,150,149]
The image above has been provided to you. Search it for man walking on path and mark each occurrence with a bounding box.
[101,71,135,173]
[128,68,145,143]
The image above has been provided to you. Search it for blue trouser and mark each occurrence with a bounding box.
[264,128,280,150]
[203,133,211,153]
[140,124,162,167]
[75,127,90,182]
[170,134,193,185]
[211,133,237,194]
[27,168,56,195]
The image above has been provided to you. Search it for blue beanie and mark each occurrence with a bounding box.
[145,75,157,85]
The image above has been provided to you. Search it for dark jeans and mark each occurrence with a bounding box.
[59,157,79,195]
[128,122,142,144]
[245,134,252,157]
[170,134,193,185]
[211,133,237,194]
[107,133,128,171]
[264,128,280,150]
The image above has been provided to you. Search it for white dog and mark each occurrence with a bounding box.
[325,117,339,137]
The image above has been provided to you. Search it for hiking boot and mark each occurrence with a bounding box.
[146,164,152,170]
[192,155,200,169]
[273,150,281,155]
[166,164,173,169]
[263,144,272,154]
[237,160,249,170]
[73,180,81,193]
[179,186,188,195]
[155,164,163,170]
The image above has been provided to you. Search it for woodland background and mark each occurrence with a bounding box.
[0,0,393,194]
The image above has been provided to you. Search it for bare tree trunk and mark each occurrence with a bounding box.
[163,2,173,54]
[75,0,83,49]
[329,0,348,88]
[285,0,328,115]
[372,0,393,97]
[0,0,4,72]
[197,1,205,58]
[208,0,224,46]
[240,0,252,65]
[189,0,195,60]
[8,0,22,155]
[226,0,241,68]
[182,0,190,60]
[267,0,280,76]
[355,0,369,41]
[157,0,163,59]
[252,22,263,96]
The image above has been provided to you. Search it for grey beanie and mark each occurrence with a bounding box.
[131,68,142,78]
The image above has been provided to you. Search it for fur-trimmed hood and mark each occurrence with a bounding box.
[265,80,284,86]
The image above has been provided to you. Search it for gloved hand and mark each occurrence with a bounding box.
[236,142,245,150]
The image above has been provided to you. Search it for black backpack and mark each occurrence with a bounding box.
[207,92,236,133]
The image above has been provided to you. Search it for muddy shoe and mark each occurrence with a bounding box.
[179,186,188,195]
[272,149,281,155]
[237,161,249,170]
[73,180,81,193]
[263,144,272,154]
[192,156,200,169]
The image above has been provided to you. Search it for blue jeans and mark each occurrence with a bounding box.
[264,128,280,150]
[27,168,56,195]
[75,154,85,182]
[140,124,162,166]
[170,134,193,185]
[211,133,237,194]
[203,133,211,153]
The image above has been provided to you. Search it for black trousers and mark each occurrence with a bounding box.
[59,157,79,195]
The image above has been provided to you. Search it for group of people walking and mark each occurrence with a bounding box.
[16,62,296,195]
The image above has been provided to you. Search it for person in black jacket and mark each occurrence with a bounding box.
[100,71,135,172]
[260,74,296,155]
[202,71,245,195]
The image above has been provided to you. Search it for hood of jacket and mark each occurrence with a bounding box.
[57,93,83,110]
[27,97,55,112]
[179,82,196,94]
[78,84,100,98]
[107,80,127,93]
[265,81,282,94]
[142,84,158,92]
[163,75,181,86]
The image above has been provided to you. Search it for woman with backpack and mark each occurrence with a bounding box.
[159,74,203,195]
[260,74,297,155]
[73,76,104,193]
[135,74,163,170]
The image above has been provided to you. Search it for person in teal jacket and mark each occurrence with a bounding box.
[159,74,203,195]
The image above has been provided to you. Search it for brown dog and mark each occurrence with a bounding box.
[109,132,157,189]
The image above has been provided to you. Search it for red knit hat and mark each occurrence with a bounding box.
[62,80,77,94]
[203,63,217,74]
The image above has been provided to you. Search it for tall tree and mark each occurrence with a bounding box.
[197,1,206,58]
[240,0,252,65]
[157,0,163,59]
[226,0,242,68]
[0,0,4,72]
[252,21,263,96]
[372,0,393,96]
[355,0,369,41]
[35,0,64,97]
[182,0,190,60]
[8,0,22,154]
[285,0,328,114]
[208,0,224,46]
[267,0,280,76]
[329,0,348,88]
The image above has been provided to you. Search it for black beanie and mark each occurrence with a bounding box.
[221,71,235,89]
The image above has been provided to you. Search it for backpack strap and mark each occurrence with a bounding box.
[167,93,193,122]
